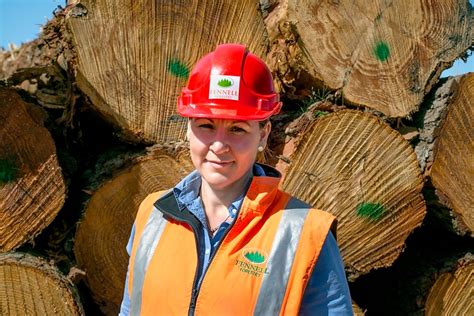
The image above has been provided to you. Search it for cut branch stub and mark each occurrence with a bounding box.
[265,0,473,117]
[0,252,84,315]
[280,110,426,280]
[430,73,474,236]
[0,88,66,252]
[67,0,268,143]
[74,149,193,314]
[424,253,474,316]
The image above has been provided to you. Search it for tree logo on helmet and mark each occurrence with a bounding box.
[217,78,233,88]
[209,75,240,101]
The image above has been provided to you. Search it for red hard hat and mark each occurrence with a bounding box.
[177,44,281,121]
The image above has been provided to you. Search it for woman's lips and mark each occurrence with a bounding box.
[206,160,233,168]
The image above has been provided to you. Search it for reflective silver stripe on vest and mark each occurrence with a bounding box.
[130,207,167,315]
[254,197,310,315]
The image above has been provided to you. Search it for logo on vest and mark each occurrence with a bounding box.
[235,248,269,278]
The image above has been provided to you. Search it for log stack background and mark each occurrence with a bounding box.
[1,0,473,315]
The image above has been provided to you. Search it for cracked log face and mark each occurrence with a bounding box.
[0,253,84,315]
[430,73,474,236]
[280,110,426,280]
[265,0,473,117]
[67,0,268,143]
[0,88,66,252]
[74,149,193,314]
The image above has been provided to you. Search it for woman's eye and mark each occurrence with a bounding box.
[230,126,246,133]
[198,124,214,130]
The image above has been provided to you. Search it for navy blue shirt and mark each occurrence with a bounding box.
[119,165,353,315]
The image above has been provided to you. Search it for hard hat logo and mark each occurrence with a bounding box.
[217,78,233,88]
[177,44,281,120]
[209,75,240,101]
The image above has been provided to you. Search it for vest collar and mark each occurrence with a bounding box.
[154,164,282,221]
[239,165,282,217]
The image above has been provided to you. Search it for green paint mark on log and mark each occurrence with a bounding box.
[0,158,18,184]
[167,59,189,78]
[374,42,390,62]
[356,202,385,221]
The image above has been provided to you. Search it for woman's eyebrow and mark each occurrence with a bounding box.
[231,120,250,125]
[194,118,213,123]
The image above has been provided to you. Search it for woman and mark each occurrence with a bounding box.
[120,44,352,315]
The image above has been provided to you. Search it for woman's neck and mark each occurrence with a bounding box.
[200,169,252,218]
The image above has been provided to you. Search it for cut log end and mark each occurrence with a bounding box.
[0,253,84,315]
[281,109,426,280]
[67,0,269,143]
[430,73,474,236]
[0,88,66,252]
[264,0,473,117]
[425,253,474,316]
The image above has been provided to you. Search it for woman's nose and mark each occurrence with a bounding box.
[209,128,230,153]
[209,139,230,154]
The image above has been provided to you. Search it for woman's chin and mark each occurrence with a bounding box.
[202,175,235,191]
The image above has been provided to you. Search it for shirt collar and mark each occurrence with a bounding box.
[173,169,201,211]
[173,163,268,215]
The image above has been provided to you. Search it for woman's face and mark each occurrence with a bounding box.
[187,118,270,191]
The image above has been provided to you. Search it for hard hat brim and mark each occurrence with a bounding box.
[177,99,281,121]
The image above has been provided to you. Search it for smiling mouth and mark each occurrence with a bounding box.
[206,160,233,166]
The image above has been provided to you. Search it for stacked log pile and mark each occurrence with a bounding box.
[0,0,472,314]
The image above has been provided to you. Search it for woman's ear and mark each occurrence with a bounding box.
[260,120,271,147]
[186,119,191,141]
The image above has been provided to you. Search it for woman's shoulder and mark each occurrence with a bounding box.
[278,192,337,236]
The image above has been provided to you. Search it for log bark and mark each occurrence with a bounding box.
[424,253,473,315]
[66,0,269,143]
[74,147,193,314]
[279,109,426,280]
[264,0,473,117]
[0,252,84,315]
[0,88,66,252]
[414,77,460,174]
[430,73,474,236]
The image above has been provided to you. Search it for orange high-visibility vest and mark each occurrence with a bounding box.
[128,175,336,315]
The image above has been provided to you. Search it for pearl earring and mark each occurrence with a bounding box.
[258,145,264,152]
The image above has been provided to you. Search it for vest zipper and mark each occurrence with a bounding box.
[162,211,203,316]
[153,201,204,316]
[154,193,240,316]
[188,215,239,315]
